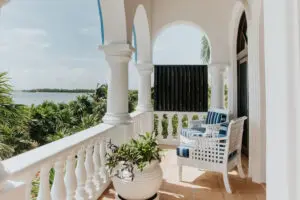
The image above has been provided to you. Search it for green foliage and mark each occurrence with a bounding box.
[201,36,211,64]
[161,114,168,139]
[192,115,199,120]
[182,115,189,128]
[153,114,159,136]
[106,132,162,180]
[128,90,138,113]
[172,114,178,138]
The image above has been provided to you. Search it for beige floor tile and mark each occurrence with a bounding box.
[99,148,265,200]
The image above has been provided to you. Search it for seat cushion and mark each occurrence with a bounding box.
[206,112,227,124]
[181,128,205,137]
[176,146,190,158]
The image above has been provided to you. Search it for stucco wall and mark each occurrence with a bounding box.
[151,0,236,64]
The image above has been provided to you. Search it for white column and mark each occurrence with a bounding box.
[100,44,133,125]
[208,64,227,109]
[264,0,300,199]
[136,63,154,133]
[136,63,153,112]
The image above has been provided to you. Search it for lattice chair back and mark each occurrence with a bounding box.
[226,116,248,155]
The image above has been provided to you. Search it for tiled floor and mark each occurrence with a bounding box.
[99,145,266,200]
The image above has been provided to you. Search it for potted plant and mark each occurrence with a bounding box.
[106,132,163,200]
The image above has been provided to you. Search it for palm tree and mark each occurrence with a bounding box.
[200,35,211,64]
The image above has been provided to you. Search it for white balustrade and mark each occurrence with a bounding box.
[0,112,153,200]
[0,123,116,200]
[154,111,206,145]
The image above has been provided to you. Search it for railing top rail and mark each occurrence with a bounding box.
[2,123,115,179]
[130,111,144,118]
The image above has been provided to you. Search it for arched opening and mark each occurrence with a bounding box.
[236,12,249,156]
[153,23,211,65]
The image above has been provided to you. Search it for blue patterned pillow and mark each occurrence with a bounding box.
[219,122,229,137]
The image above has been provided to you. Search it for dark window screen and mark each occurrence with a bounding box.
[154,65,208,112]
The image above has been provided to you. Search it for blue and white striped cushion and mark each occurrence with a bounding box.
[205,112,227,124]
[181,128,205,137]
[176,146,190,158]
[219,122,229,137]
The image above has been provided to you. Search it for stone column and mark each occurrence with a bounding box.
[264,0,300,199]
[136,63,154,133]
[208,64,227,109]
[136,63,153,112]
[100,43,133,125]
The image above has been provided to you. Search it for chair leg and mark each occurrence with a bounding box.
[237,155,246,178]
[222,171,232,193]
[178,165,182,181]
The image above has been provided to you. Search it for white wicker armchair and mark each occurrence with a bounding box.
[177,116,247,193]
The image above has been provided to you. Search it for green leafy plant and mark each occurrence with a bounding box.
[106,132,162,181]
[153,114,159,136]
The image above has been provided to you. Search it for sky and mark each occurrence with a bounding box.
[0,0,205,90]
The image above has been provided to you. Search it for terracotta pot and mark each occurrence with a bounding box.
[112,160,163,200]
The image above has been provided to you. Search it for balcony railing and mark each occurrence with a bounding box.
[0,110,208,199]
[154,111,206,145]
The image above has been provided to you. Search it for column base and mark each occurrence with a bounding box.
[136,104,153,112]
[102,113,132,125]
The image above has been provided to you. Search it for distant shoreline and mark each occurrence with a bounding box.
[21,89,95,93]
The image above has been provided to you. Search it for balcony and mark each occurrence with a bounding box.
[0,111,266,200]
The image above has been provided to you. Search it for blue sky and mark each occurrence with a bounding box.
[0,0,204,90]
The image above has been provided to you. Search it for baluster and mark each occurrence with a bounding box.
[37,164,51,200]
[178,113,183,135]
[65,154,77,200]
[51,160,66,200]
[93,142,101,191]
[75,148,88,199]
[100,139,108,183]
[24,172,35,200]
[168,113,173,138]
[85,145,95,198]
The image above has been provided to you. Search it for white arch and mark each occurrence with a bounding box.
[133,4,151,63]
[152,20,212,64]
[100,0,127,44]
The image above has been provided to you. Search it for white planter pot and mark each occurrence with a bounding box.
[112,160,163,200]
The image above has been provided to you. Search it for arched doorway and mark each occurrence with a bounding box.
[236,12,249,155]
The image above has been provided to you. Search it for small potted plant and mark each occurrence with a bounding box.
[106,132,163,200]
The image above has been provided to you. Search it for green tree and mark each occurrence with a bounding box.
[201,35,211,64]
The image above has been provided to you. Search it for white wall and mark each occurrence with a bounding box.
[151,0,236,64]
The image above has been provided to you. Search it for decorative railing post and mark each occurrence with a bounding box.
[37,164,52,200]
[51,160,67,200]
[85,145,95,198]
[93,142,102,191]
[65,154,77,200]
[75,148,88,199]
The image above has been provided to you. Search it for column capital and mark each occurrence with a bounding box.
[99,43,134,64]
[136,63,154,76]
